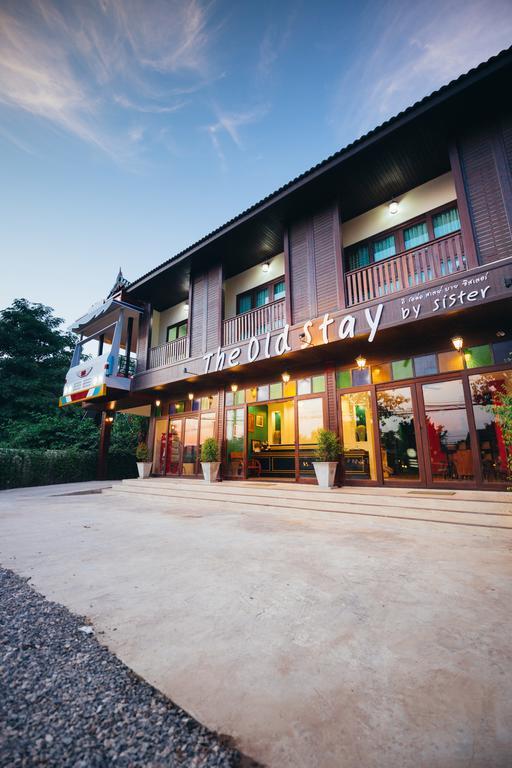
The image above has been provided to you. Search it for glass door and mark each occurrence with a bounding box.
[166,418,182,476]
[420,378,475,484]
[340,391,377,480]
[297,397,325,479]
[225,408,245,478]
[376,386,421,482]
[182,417,199,476]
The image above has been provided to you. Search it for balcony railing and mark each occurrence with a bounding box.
[223,298,286,346]
[345,231,466,307]
[149,335,189,369]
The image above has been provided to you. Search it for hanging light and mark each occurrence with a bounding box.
[282,372,290,383]
[155,400,161,407]
[188,392,194,401]
[355,355,367,369]
[261,261,270,273]
[230,383,238,393]
[451,336,464,351]
[389,200,399,215]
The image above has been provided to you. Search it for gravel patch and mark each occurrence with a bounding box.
[0,568,258,767]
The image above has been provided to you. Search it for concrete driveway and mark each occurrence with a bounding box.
[1,482,511,768]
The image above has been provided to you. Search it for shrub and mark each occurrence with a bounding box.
[135,442,149,462]
[315,429,341,462]
[201,437,219,463]
[0,448,137,490]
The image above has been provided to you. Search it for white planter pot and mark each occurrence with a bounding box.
[201,462,220,483]
[313,462,338,489]
[137,462,152,479]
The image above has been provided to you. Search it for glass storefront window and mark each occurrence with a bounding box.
[182,418,199,475]
[297,378,312,395]
[464,344,493,369]
[470,371,512,483]
[372,364,392,384]
[340,391,376,480]
[377,387,419,480]
[283,379,297,397]
[422,379,473,482]
[438,350,464,373]
[200,395,217,411]
[167,419,182,475]
[351,367,370,386]
[312,375,326,393]
[225,391,234,406]
[225,408,245,478]
[257,385,269,401]
[414,354,438,377]
[269,382,283,399]
[169,401,185,414]
[391,359,413,381]
[234,389,245,405]
[493,339,512,365]
[336,370,351,389]
[246,386,257,403]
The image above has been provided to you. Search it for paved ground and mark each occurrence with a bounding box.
[1,481,511,768]
[0,567,250,768]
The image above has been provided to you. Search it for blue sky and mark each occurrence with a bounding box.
[1,0,512,326]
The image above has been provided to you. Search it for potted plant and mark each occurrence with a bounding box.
[313,429,340,488]
[135,442,152,479]
[201,437,221,483]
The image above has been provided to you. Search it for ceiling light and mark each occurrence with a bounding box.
[188,392,194,401]
[355,355,367,369]
[389,200,399,215]
[282,372,290,383]
[496,330,506,337]
[230,383,238,393]
[155,400,161,407]
[261,261,270,273]
[451,336,464,351]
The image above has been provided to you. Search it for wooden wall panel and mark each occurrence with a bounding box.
[288,203,341,324]
[189,272,206,358]
[288,219,312,323]
[459,123,512,264]
[313,208,340,315]
[206,264,222,353]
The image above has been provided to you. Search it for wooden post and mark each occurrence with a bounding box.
[124,317,133,376]
[97,411,113,480]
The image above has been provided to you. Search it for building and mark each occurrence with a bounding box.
[61,48,512,490]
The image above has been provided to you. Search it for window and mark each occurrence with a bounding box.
[404,222,429,250]
[166,320,187,343]
[373,235,396,261]
[346,244,370,272]
[433,207,460,238]
[236,277,286,315]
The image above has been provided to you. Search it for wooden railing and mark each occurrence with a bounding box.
[149,335,189,369]
[223,299,286,346]
[345,232,466,307]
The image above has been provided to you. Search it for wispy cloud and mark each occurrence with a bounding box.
[257,9,296,77]
[329,0,512,146]
[205,104,269,165]
[0,0,218,161]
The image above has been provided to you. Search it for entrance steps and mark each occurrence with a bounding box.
[104,478,512,529]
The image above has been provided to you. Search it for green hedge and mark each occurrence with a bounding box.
[0,449,137,490]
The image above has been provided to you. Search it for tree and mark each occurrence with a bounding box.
[0,299,76,433]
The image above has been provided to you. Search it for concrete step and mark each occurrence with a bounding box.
[113,477,512,515]
[104,479,512,530]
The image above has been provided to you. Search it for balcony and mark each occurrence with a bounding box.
[149,335,189,369]
[345,231,466,307]
[223,298,286,346]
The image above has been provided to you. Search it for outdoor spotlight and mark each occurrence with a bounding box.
[188,392,194,401]
[389,200,399,215]
[261,261,270,273]
[355,355,367,369]
[230,383,238,393]
[282,372,291,383]
[155,400,161,407]
[496,330,506,337]
[451,336,464,351]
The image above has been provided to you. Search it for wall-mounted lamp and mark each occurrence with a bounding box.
[230,383,238,393]
[451,336,464,351]
[496,330,506,337]
[282,372,290,383]
[106,415,114,423]
[355,355,367,369]
[389,200,399,215]
[188,392,194,401]
[155,400,161,407]
[261,261,270,273]
[184,302,189,311]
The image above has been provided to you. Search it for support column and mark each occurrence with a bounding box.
[97,411,113,480]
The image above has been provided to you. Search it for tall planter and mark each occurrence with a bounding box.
[313,429,341,489]
[201,437,221,483]
[313,461,338,489]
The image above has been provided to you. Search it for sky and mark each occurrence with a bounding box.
[1,0,512,327]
